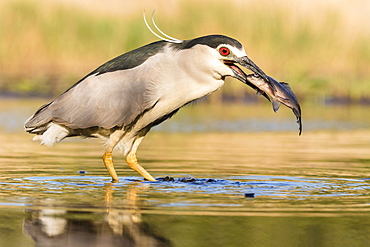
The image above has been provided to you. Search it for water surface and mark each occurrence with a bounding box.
[0,99,369,246]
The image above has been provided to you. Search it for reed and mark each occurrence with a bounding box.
[0,0,369,102]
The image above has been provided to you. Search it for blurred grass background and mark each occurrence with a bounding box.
[0,0,369,103]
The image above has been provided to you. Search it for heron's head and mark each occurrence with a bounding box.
[174,35,270,84]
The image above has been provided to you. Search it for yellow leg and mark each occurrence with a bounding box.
[103,151,119,182]
[126,153,156,181]
[102,130,125,182]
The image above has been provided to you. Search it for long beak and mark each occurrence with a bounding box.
[236,56,269,83]
[230,56,275,92]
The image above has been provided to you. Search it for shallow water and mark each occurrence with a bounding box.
[0,99,370,246]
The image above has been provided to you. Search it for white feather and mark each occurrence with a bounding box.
[36,123,69,146]
[143,11,183,43]
[151,11,183,43]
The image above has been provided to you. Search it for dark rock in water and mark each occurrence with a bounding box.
[157,175,199,183]
[244,193,255,198]
[206,178,216,183]
[179,176,196,183]
[157,176,175,182]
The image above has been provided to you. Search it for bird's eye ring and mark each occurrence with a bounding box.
[219,47,230,56]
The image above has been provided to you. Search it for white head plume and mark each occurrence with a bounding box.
[143,11,183,43]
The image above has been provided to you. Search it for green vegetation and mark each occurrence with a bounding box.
[0,0,369,102]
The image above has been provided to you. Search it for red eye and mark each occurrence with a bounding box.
[219,47,230,56]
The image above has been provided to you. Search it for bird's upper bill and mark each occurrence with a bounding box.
[223,56,276,94]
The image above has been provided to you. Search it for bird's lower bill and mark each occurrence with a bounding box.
[224,61,245,79]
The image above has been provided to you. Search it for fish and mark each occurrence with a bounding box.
[245,74,302,135]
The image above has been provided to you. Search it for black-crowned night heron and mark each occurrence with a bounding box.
[25,15,299,182]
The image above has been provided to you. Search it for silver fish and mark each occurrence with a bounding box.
[245,74,302,135]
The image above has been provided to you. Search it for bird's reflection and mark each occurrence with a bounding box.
[23,183,171,247]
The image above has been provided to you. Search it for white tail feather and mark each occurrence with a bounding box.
[36,123,69,146]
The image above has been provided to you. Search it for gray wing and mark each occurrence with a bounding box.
[25,69,158,130]
[25,41,169,131]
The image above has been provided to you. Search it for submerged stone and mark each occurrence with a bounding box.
[244,193,255,198]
